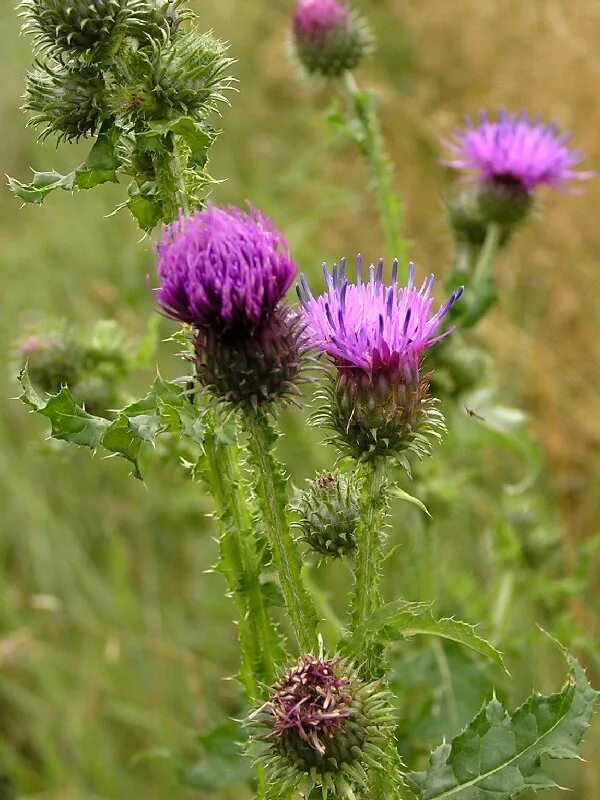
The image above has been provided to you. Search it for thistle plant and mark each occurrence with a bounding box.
[11,1,599,799]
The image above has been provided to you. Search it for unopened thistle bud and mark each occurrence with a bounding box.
[296,472,358,558]
[17,325,81,395]
[443,111,592,233]
[114,30,233,123]
[20,0,130,55]
[292,0,372,78]
[251,653,396,799]
[24,59,105,142]
[298,257,463,460]
[155,205,307,409]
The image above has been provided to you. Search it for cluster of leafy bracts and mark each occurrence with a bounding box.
[12,1,598,799]
[10,0,234,229]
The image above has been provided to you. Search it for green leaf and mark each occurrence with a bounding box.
[8,130,121,205]
[342,599,505,670]
[148,117,215,168]
[74,129,120,189]
[18,367,208,480]
[391,485,431,516]
[126,188,162,232]
[8,170,75,204]
[408,640,598,799]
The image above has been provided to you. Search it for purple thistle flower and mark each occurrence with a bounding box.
[443,111,592,193]
[293,0,349,39]
[291,0,371,78]
[297,257,462,458]
[264,655,352,755]
[155,204,297,331]
[298,256,463,383]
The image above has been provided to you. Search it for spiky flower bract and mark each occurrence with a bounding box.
[296,471,359,558]
[298,256,463,459]
[292,0,372,78]
[24,59,105,142]
[443,111,592,228]
[251,653,396,799]
[155,205,307,409]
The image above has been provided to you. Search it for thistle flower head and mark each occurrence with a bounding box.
[296,471,359,558]
[292,0,372,78]
[156,205,306,409]
[297,257,462,459]
[443,111,591,194]
[156,204,297,331]
[251,652,396,798]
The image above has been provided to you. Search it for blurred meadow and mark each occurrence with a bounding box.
[1,0,599,797]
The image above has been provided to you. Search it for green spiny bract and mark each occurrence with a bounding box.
[112,30,234,124]
[250,653,397,800]
[193,308,307,411]
[296,471,359,558]
[313,370,446,462]
[24,59,105,142]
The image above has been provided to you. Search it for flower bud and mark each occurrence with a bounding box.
[292,0,372,78]
[251,653,396,798]
[24,59,105,142]
[17,325,81,395]
[296,472,358,558]
[20,0,129,55]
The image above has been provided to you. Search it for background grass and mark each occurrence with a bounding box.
[0,0,599,797]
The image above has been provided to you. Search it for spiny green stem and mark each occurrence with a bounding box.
[343,71,407,265]
[350,457,388,675]
[152,131,189,222]
[204,428,279,695]
[243,411,318,653]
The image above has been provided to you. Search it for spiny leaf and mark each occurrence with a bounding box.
[408,638,598,799]
[341,599,505,670]
[18,367,207,479]
[391,485,431,516]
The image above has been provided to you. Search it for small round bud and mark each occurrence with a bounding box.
[251,653,396,799]
[193,307,307,409]
[24,59,105,142]
[20,0,129,55]
[475,175,535,227]
[292,0,372,78]
[296,472,359,558]
[17,326,81,395]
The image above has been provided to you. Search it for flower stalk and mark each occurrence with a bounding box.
[243,410,318,652]
[342,71,406,265]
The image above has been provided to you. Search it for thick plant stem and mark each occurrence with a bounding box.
[350,457,388,675]
[204,428,279,696]
[243,411,318,653]
[152,131,189,222]
[343,71,407,265]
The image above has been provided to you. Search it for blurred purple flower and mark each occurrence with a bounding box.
[292,0,348,39]
[297,256,463,383]
[155,205,297,331]
[443,111,592,193]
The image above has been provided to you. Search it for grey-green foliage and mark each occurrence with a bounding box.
[408,641,598,799]
[19,366,214,479]
[11,0,234,229]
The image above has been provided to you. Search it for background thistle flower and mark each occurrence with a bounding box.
[292,0,372,78]
[296,471,359,558]
[443,111,592,230]
[24,59,105,142]
[298,257,463,459]
[251,653,396,799]
[156,205,307,409]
